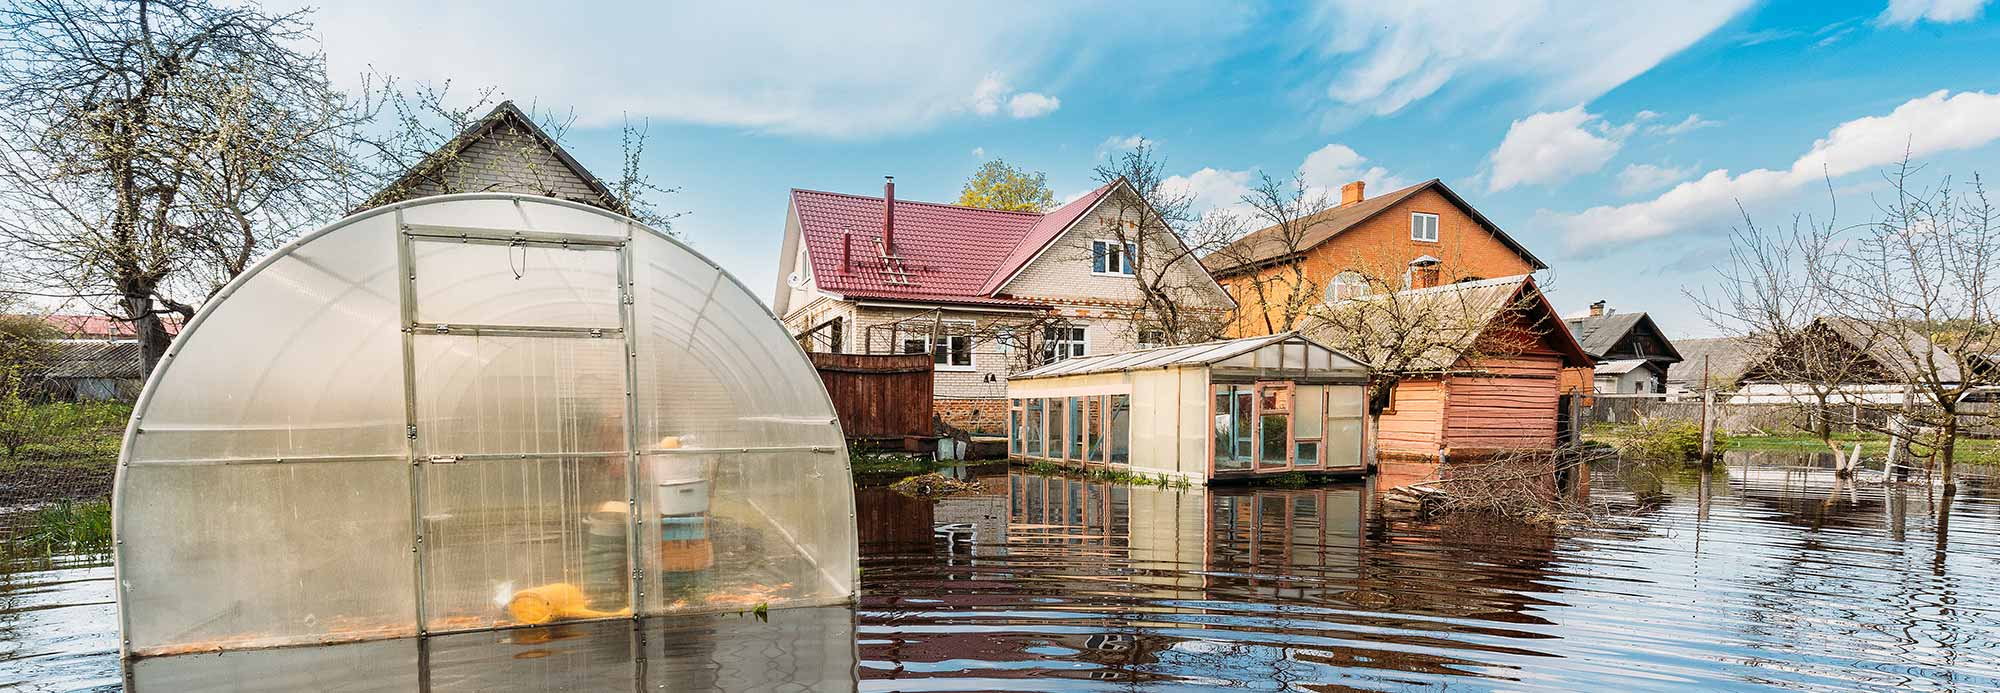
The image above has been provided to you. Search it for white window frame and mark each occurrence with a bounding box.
[1137,328,1167,350]
[1411,212,1440,243]
[1324,270,1368,302]
[931,320,977,372]
[1041,324,1088,364]
[1090,239,1137,276]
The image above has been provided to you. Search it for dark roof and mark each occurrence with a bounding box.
[1563,311,1682,363]
[355,101,623,214]
[1204,179,1547,276]
[33,340,146,379]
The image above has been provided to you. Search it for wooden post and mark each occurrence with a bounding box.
[1698,355,1715,468]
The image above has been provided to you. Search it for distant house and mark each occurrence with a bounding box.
[37,313,179,340]
[1668,318,1965,404]
[774,178,1233,434]
[26,340,146,401]
[354,100,626,215]
[1313,275,1592,463]
[1204,178,1547,338]
[1561,302,1682,394]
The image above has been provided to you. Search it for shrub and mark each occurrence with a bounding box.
[1619,418,1728,460]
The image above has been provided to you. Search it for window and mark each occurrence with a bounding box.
[1091,239,1138,276]
[1041,326,1087,363]
[1138,329,1167,349]
[1411,212,1439,242]
[903,326,972,370]
[1108,394,1130,465]
[1324,271,1368,302]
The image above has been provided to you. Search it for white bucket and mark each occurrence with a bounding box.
[656,478,710,516]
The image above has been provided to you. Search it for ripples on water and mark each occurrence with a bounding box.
[4,454,2000,691]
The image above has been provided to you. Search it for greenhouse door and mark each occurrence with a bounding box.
[398,223,640,634]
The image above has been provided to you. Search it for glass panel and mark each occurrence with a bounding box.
[1212,389,1231,461]
[1234,392,1254,461]
[1008,409,1022,455]
[1050,398,1068,460]
[412,240,621,328]
[1025,399,1044,457]
[1259,414,1289,469]
[1085,396,1104,464]
[1067,398,1085,460]
[1108,395,1130,466]
[1328,386,1365,418]
[413,336,629,458]
[1326,418,1364,468]
[120,460,415,655]
[1295,440,1321,468]
[639,451,854,616]
[422,457,629,632]
[1295,385,1323,439]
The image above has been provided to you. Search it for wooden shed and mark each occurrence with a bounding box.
[1004,333,1370,484]
[1323,276,1592,465]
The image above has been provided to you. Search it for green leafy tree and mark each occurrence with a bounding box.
[957,159,1055,212]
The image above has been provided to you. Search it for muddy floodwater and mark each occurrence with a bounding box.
[5,452,2000,691]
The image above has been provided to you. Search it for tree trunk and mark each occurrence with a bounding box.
[1939,414,1957,497]
[124,294,175,375]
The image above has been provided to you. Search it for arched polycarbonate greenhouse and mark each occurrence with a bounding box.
[111,194,857,658]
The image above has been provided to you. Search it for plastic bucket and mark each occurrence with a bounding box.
[656,478,710,516]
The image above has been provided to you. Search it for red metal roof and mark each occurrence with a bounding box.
[36,313,181,339]
[793,184,1115,307]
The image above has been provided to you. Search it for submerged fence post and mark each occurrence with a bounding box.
[1698,355,1715,468]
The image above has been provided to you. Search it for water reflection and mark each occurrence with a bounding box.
[858,462,2000,691]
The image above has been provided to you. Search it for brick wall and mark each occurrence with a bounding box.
[937,396,1008,434]
[1223,186,1539,337]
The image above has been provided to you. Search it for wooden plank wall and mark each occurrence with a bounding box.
[1374,379,1444,456]
[1443,353,1562,450]
[808,352,934,439]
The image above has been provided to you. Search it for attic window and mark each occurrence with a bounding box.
[1411,213,1440,242]
[1092,240,1137,276]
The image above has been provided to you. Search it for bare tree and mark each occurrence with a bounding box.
[1085,140,1236,346]
[0,0,382,370]
[1205,172,1338,336]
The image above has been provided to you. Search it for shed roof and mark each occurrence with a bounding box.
[1313,275,1591,372]
[1665,336,1758,387]
[33,339,145,379]
[1012,332,1366,379]
[1593,358,1650,376]
[1564,311,1681,362]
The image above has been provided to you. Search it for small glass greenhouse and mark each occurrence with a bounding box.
[1006,333,1370,484]
[112,194,857,658]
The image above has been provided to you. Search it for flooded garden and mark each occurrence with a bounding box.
[4,450,1997,691]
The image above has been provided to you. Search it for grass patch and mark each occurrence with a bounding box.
[4,499,113,559]
[1023,459,1190,489]
[849,451,949,477]
[1585,423,2000,464]
[0,401,129,504]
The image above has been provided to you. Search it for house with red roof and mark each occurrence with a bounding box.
[774,177,1233,433]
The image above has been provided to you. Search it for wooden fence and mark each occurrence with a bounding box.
[808,352,934,441]
[1581,395,2000,437]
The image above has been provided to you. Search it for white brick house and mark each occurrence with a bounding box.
[773,178,1233,433]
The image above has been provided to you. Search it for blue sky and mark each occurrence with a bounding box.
[289,0,2000,337]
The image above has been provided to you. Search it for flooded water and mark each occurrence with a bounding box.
[6,453,2000,691]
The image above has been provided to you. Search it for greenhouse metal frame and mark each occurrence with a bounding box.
[112,194,858,658]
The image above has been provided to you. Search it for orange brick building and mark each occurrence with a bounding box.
[1206,179,1547,337]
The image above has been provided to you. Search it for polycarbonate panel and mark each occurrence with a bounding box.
[421,456,630,632]
[119,460,415,655]
[118,195,854,658]
[413,336,628,457]
[128,215,404,463]
[1296,385,1325,438]
[411,240,621,328]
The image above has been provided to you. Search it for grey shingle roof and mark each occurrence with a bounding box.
[1665,337,1757,387]
[34,340,145,379]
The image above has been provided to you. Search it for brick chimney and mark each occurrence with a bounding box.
[1340,180,1366,207]
[841,228,854,273]
[881,176,896,253]
[1589,300,1606,317]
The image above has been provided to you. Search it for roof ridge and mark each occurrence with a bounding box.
[791,187,1048,216]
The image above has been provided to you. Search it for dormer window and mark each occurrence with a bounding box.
[1092,239,1137,276]
[1411,213,1439,242]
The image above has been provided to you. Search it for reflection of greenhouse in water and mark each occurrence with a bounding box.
[112,195,857,658]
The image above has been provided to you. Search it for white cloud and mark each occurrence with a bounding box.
[1301,1,1752,117]
[970,75,1008,116]
[1097,134,1148,158]
[1163,144,1407,219]
[1647,113,1721,136]
[1549,90,2000,251]
[1878,0,1991,26]
[971,147,986,159]
[1616,163,1695,195]
[1487,106,1623,192]
[282,2,1236,138]
[1006,92,1061,119]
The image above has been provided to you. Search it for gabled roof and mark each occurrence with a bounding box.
[1204,179,1547,276]
[791,188,1044,306]
[355,101,623,214]
[1564,311,1683,363]
[1665,336,1759,387]
[977,182,1118,295]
